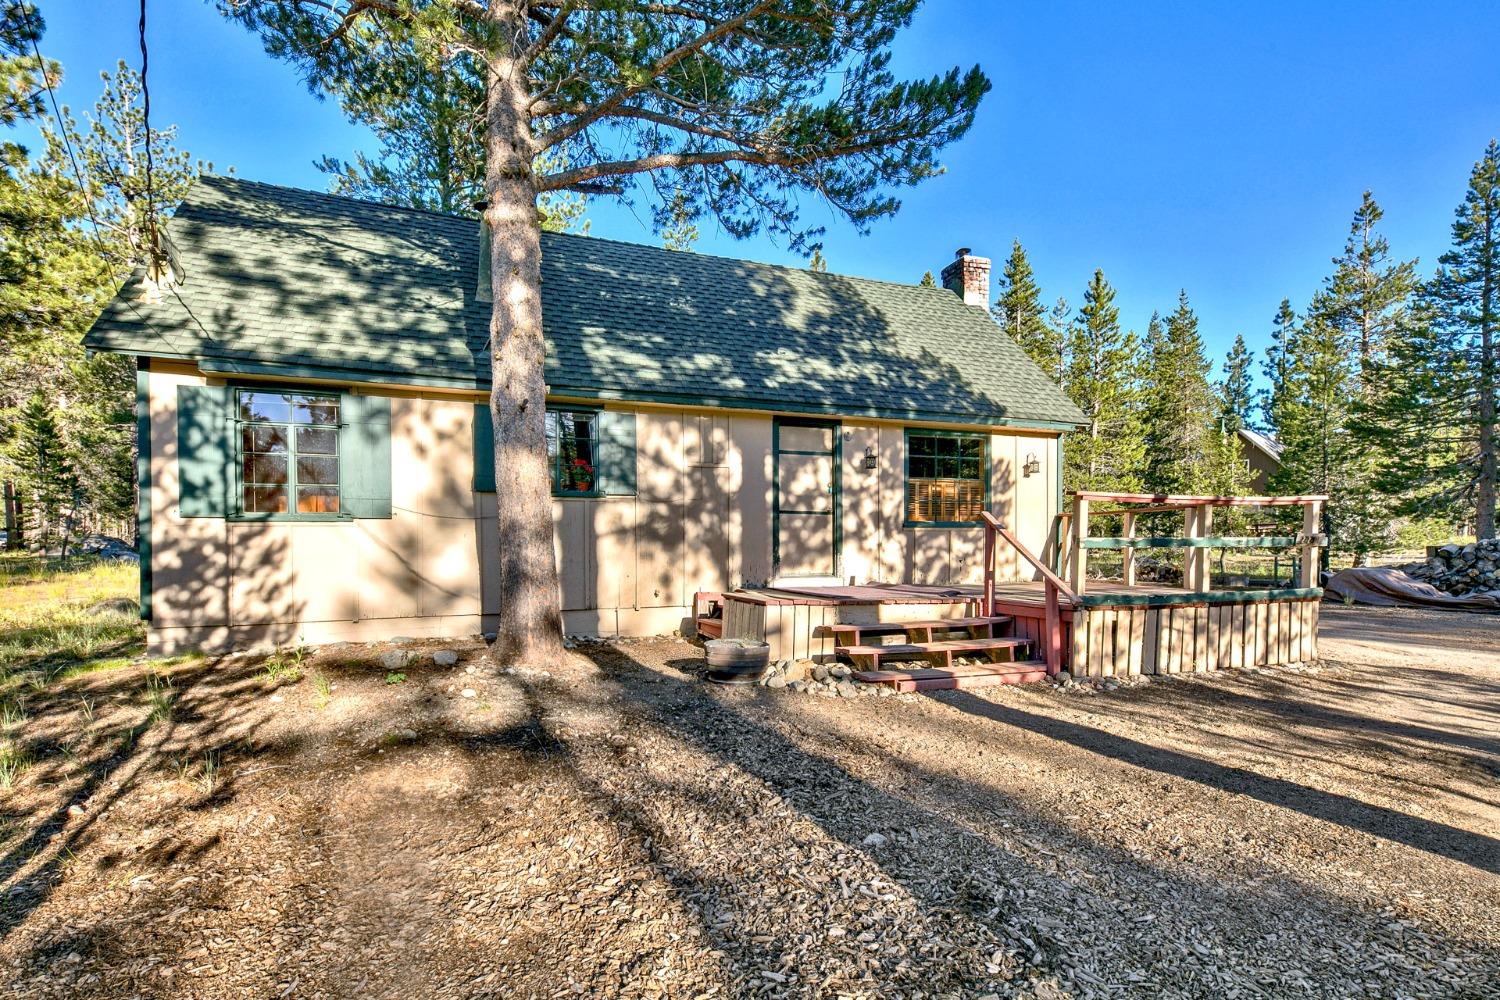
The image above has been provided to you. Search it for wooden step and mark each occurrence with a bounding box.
[836,636,1031,671]
[853,660,1050,692]
[818,616,1011,646]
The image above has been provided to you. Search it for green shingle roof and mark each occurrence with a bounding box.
[86,176,1086,428]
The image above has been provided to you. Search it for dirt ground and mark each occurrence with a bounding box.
[1,605,1496,999]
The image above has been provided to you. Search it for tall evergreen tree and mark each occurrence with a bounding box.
[807,247,828,272]
[7,391,74,548]
[228,0,991,665]
[1221,334,1254,431]
[918,269,936,288]
[659,187,699,251]
[1063,269,1144,490]
[991,240,1058,376]
[1359,141,1500,537]
[1324,190,1418,385]
[1261,297,1297,434]
[1141,291,1216,492]
[1,3,53,129]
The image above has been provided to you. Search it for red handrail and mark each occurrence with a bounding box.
[981,511,1073,676]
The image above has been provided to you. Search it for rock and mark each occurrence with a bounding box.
[269,693,284,703]
[432,650,459,667]
[812,664,830,682]
[836,681,858,698]
[766,674,788,689]
[461,688,477,699]
[1056,670,1072,682]
[399,728,417,741]
[829,664,852,680]
[862,832,888,848]
[378,649,409,671]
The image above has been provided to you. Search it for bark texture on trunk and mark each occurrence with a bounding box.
[1477,221,1496,540]
[3,480,15,551]
[484,8,567,667]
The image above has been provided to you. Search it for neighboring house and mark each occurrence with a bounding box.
[1238,427,1284,493]
[85,177,1086,654]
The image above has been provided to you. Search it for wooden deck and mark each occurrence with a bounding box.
[698,577,1321,680]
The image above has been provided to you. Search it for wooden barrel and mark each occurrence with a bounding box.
[703,639,770,684]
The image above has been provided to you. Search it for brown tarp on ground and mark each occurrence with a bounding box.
[1324,566,1500,612]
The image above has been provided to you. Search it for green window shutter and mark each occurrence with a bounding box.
[176,384,232,518]
[598,410,637,496]
[341,392,392,518]
[473,403,495,493]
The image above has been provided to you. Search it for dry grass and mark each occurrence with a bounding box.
[0,556,145,683]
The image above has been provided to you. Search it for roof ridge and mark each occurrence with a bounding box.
[192,174,956,298]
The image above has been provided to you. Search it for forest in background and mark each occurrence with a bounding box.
[3,2,1497,567]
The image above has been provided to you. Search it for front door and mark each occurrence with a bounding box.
[774,418,840,578]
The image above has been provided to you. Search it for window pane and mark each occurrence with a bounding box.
[296,487,340,514]
[936,436,958,457]
[909,435,935,457]
[909,456,935,478]
[961,458,982,480]
[937,456,958,478]
[293,399,340,425]
[244,425,288,454]
[297,456,339,486]
[244,455,288,485]
[239,391,291,423]
[243,486,288,513]
[960,437,983,458]
[296,426,337,455]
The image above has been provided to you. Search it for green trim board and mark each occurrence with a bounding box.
[196,357,1083,430]
[135,360,152,622]
[1076,587,1322,609]
[1081,535,1302,549]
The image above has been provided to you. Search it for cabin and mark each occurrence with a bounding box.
[85,177,1086,658]
[1238,427,1284,492]
[87,177,1326,689]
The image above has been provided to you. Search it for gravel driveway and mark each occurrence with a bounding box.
[1,605,1496,998]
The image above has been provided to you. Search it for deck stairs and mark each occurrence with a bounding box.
[819,616,1053,692]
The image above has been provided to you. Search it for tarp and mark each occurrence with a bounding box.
[1324,566,1500,611]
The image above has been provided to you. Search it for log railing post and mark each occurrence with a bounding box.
[1068,495,1089,595]
[1121,511,1137,587]
[983,516,996,617]
[1300,499,1323,587]
[1044,580,1062,676]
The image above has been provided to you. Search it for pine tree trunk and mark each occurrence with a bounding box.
[1477,231,1497,540]
[483,9,567,667]
[2,480,15,551]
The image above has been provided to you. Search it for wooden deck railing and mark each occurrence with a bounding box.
[981,511,1075,676]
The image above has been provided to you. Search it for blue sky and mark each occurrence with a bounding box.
[22,1,1500,374]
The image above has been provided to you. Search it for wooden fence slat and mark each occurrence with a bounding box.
[1306,601,1320,661]
[1127,608,1146,676]
[1193,606,1209,672]
[1071,612,1089,676]
[1088,609,1108,678]
[1204,605,1221,673]
[1141,609,1159,676]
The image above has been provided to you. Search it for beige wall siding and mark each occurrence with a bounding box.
[146,368,1063,652]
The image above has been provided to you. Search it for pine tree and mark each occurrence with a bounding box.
[1,3,54,128]
[1261,298,1297,434]
[918,270,936,288]
[660,187,699,251]
[1221,334,1254,431]
[808,247,828,272]
[230,0,991,665]
[1360,141,1500,537]
[991,240,1058,376]
[1284,191,1417,559]
[1325,190,1418,385]
[1063,270,1144,490]
[8,390,74,548]
[1141,292,1216,492]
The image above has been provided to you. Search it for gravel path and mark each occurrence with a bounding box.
[1,606,1496,998]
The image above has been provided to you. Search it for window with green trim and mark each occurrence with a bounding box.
[546,409,600,495]
[237,390,341,514]
[905,432,987,524]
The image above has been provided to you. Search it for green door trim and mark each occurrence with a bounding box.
[772,417,842,579]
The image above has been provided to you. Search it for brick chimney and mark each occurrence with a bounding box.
[940,247,991,308]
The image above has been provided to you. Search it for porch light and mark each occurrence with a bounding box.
[863,445,878,470]
[1023,452,1041,477]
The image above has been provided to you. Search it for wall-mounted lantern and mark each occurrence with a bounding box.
[1023,452,1041,477]
[863,445,878,471]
